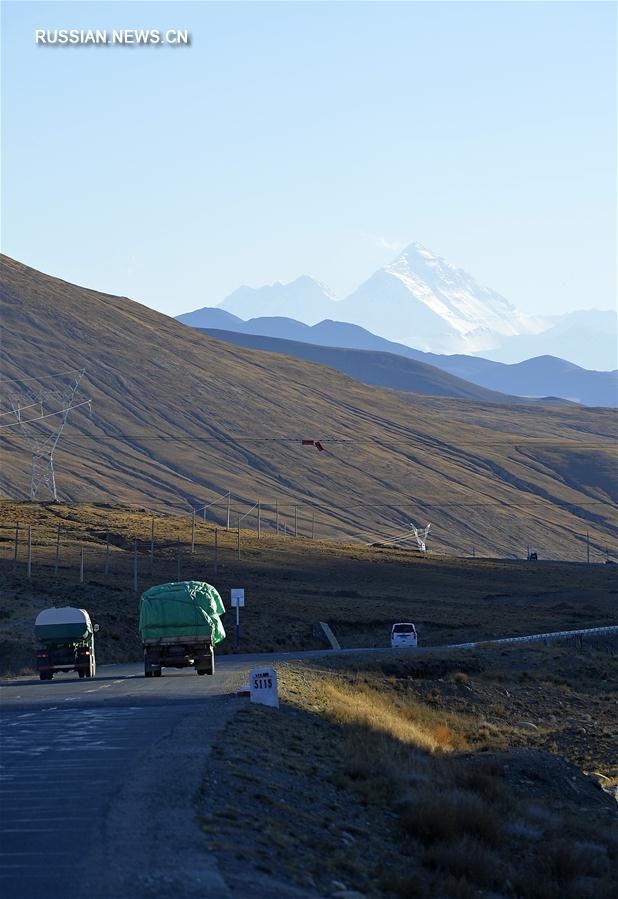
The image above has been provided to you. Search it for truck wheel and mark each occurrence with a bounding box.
[153,669,162,678]
[39,672,51,681]
[196,669,206,676]
[78,669,85,679]
[145,669,153,678]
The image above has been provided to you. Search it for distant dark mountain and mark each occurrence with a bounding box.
[177,309,617,407]
[197,329,571,407]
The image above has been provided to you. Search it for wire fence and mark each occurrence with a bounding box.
[0,501,324,593]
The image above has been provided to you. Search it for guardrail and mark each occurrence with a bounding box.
[443,624,618,651]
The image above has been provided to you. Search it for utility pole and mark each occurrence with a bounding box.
[26,525,32,579]
[54,524,61,576]
[150,519,155,574]
[12,522,19,575]
[8,369,90,500]
[133,539,138,593]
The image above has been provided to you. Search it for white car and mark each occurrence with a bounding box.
[390,622,418,649]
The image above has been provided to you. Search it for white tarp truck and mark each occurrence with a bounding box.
[34,607,99,681]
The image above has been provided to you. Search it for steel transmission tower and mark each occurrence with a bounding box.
[8,369,90,501]
[411,523,431,552]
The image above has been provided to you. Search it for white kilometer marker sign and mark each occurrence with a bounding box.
[249,667,279,708]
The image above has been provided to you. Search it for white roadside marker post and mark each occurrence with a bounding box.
[231,588,245,649]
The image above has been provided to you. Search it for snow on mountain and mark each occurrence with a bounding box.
[195,242,610,360]
[334,242,542,353]
[218,275,338,325]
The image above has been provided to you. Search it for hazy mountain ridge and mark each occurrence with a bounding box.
[2,254,616,558]
[198,328,573,407]
[177,310,617,407]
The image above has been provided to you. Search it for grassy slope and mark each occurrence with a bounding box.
[197,327,533,403]
[1,256,617,558]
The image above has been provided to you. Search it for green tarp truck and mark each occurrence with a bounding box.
[34,607,99,681]
[139,581,226,677]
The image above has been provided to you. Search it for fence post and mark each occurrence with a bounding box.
[312,509,315,540]
[237,515,241,560]
[54,524,61,576]
[150,519,155,574]
[133,539,138,593]
[226,493,231,530]
[214,527,219,576]
[104,533,110,576]
[176,539,181,581]
[26,525,32,578]
[80,545,84,583]
[294,505,298,538]
[12,522,19,575]
[257,501,261,539]
[191,510,196,555]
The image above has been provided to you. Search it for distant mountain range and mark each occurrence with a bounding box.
[214,242,544,355]
[177,310,617,408]
[189,241,617,369]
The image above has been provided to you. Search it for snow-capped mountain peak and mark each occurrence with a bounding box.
[203,241,545,353]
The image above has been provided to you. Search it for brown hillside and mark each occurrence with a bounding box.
[0,255,616,557]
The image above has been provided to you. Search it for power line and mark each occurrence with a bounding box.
[0,400,91,430]
[0,401,42,418]
[0,367,84,386]
[10,433,614,448]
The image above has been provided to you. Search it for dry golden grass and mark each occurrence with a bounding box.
[204,655,617,897]
[314,677,468,753]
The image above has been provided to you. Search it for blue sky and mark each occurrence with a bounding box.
[1,1,616,317]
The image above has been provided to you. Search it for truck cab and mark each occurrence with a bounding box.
[390,622,418,649]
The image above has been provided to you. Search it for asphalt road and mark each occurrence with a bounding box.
[0,657,274,899]
[1,626,615,899]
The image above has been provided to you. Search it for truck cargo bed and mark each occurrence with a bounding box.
[142,634,212,645]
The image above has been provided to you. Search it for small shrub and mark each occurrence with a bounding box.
[423,834,504,889]
[400,787,502,847]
